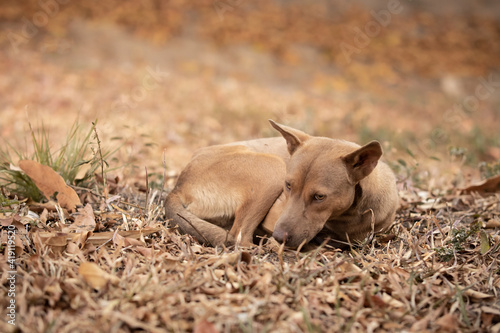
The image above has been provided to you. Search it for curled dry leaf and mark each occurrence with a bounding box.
[461,174,500,195]
[19,160,82,212]
[464,289,494,300]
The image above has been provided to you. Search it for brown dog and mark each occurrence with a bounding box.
[165,120,398,248]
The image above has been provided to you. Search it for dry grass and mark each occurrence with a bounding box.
[1,182,499,332]
[1,1,500,332]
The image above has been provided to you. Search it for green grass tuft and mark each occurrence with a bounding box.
[435,220,482,262]
[0,120,119,201]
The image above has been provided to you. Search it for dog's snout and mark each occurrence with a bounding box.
[272,229,288,244]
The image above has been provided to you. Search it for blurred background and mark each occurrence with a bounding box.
[1,0,499,189]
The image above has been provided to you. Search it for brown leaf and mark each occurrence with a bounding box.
[19,160,82,211]
[411,317,429,331]
[461,174,500,195]
[135,246,154,259]
[66,241,82,255]
[193,320,219,333]
[112,231,126,248]
[35,228,161,246]
[485,219,500,229]
[0,216,13,226]
[44,234,69,247]
[124,237,144,247]
[464,289,493,300]
[435,313,459,331]
[63,203,96,233]
[481,306,500,316]
[78,262,118,289]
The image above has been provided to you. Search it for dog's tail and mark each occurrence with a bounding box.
[164,191,235,246]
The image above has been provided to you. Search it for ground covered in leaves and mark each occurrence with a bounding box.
[1,0,500,332]
[1,177,499,332]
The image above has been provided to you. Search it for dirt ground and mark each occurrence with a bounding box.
[1,1,500,332]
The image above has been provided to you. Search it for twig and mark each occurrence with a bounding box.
[70,185,105,198]
[145,166,150,215]
[92,121,107,201]
[158,149,168,207]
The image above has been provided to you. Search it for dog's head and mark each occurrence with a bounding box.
[269,120,383,248]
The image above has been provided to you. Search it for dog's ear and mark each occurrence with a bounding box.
[269,120,310,155]
[342,141,382,184]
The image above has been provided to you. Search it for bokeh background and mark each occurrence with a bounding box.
[1,0,500,188]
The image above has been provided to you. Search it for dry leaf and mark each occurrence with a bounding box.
[63,204,96,233]
[411,317,430,331]
[66,241,82,255]
[78,262,118,289]
[464,289,493,300]
[435,313,459,331]
[112,232,125,248]
[135,246,154,259]
[481,306,500,316]
[36,228,161,246]
[0,216,13,226]
[485,219,500,229]
[461,174,500,195]
[193,320,219,333]
[44,234,69,247]
[124,237,144,246]
[479,230,491,254]
[19,160,82,211]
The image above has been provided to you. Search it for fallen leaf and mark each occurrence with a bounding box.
[485,219,500,229]
[19,160,82,211]
[461,174,500,195]
[44,234,69,247]
[78,262,118,289]
[135,246,154,259]
[464,289,493,300]
[481,306,500,316]
[112,231,125,248]
[36,227,161,246]
[124,237,144,246]
[435,313,459,331]
[480,230,491,254]
[0,216,13,226]
[66,241,82,255]
[63,203,96,233]
[411,317,430,331]
[193,320,219,333]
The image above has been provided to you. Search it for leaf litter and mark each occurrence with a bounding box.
[1,172,499,333]
[1,1,500,332]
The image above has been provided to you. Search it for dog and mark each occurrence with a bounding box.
[164,120,399,248]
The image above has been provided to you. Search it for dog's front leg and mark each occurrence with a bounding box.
[229,186,283,246]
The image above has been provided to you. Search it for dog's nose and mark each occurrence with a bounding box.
[272,229,288,244]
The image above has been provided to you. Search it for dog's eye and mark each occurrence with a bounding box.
[285,182,291,191]
[314,194,326,201]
